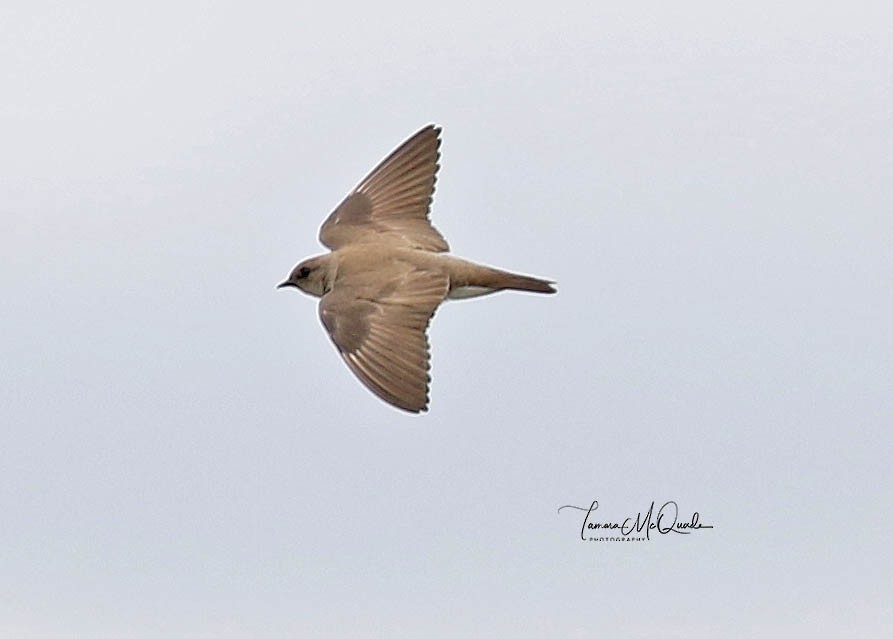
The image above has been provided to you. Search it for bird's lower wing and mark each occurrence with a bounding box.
[318,267,449,413]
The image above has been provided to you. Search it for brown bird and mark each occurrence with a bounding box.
[278,125,555,413]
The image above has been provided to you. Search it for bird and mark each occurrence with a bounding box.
[278,125,555,413]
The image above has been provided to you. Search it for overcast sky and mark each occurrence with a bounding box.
[2,2,891,637]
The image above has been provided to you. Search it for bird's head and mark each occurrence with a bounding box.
[277,255,330,297]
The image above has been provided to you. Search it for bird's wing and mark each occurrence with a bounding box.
[318,263,450,413]
[318,125,450,252]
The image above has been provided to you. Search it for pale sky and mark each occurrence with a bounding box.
[2,2,891,637]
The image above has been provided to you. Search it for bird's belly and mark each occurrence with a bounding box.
[447,285,498,300]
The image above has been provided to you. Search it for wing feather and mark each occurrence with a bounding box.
[319,264,449,413]
[318,126,449,252]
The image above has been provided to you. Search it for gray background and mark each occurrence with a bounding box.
[2,1,891,637]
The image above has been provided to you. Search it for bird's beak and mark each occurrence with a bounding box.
[276,281,291,289]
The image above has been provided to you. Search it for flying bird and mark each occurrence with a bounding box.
[278,125,555,413]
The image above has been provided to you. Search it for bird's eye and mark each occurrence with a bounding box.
[298,267,312,278]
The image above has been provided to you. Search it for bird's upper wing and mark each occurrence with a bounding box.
[318,262,449,413]
[318,125,450,252]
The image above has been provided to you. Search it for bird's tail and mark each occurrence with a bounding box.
[448,260,557,298]
[487,269,557,294]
